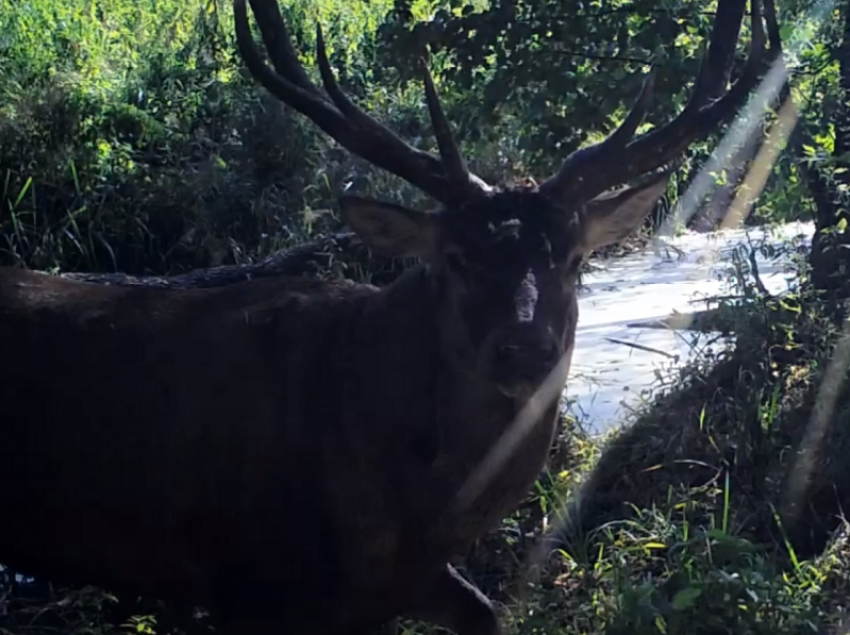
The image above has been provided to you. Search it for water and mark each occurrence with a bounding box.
[568,221,814,434]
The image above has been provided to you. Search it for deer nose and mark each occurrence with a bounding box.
[494,333,560,367]
[495,342,520,362]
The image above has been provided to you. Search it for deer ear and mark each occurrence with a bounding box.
[340,195,439,259]
[579,174,669,252]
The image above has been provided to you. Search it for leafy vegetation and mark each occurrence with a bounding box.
[4,0,850,633]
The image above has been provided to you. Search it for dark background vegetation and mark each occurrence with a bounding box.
[0,0,826,278]
[6,0,850,633]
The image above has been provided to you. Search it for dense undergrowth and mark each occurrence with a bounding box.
[3,0,849,633]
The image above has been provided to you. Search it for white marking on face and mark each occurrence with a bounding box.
[515,270,538,323]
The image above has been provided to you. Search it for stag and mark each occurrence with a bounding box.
[0,1,772,633]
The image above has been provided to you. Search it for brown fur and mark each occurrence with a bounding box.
[0,183,665,635]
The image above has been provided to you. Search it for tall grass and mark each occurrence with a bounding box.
[0,0,405,274]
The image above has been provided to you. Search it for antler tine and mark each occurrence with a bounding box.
[246,0,318,95]
[540,0,770,205]
[314,25,415,149]
[314,27,488,197]
[539,67,657,200]
[419,58,476,192]
[234,1,344,133]
[233,0,490,206]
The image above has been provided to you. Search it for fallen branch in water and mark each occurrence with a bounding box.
[604,337,680,359]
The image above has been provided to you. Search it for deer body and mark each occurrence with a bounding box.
[0,262,565,633]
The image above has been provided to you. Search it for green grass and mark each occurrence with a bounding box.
[0,0,421,275]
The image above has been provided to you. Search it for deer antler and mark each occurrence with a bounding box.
[233,0,491,206]
[539,0,773,205]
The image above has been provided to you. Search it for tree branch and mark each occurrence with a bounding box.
[552,49,652,65]
[59,233,361,289]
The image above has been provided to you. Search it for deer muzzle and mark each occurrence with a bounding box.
[483,324,562,399]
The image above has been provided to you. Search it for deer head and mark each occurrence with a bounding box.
[233,0,769,401]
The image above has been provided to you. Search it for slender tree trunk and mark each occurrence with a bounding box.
[807,0,850,303]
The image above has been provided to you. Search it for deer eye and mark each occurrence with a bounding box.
[445,250,467,274]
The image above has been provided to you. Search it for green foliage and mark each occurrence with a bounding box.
[0,0,826,278]
[527,242,850,634]
[0,0,409,275]
[380,0,711,169]
[376,0,829,225]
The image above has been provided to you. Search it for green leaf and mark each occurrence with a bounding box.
[672,586,703,611]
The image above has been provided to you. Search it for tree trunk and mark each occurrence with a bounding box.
[807,0,850,303]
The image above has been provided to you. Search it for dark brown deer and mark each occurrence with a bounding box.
[0,1,773,633]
